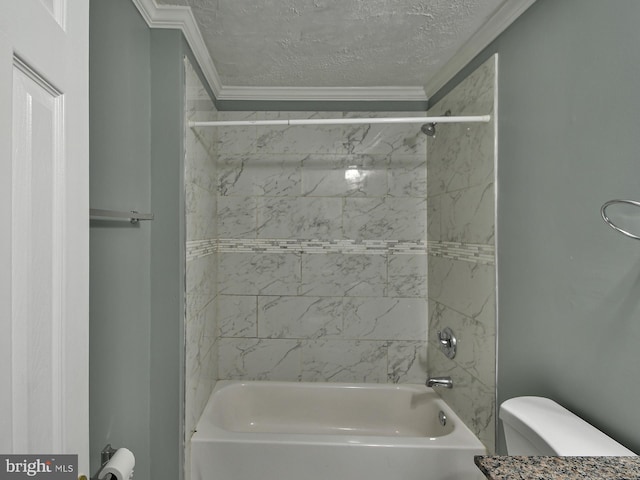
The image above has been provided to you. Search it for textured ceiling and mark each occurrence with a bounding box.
[156,0,508,89]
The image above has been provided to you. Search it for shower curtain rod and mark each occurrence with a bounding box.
[188,114,491,128]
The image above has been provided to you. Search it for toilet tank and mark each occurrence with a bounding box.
[500,397,636,456]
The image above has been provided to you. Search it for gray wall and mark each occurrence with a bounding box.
[433,0,640,454]
[90,2,187,480]
[89,0,152,478]
[150,28,187,480]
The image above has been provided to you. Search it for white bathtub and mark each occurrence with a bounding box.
[191,381,487,480]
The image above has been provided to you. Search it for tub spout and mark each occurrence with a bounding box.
[426,376,453,388]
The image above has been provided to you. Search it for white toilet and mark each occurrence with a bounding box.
[500,396,636,456]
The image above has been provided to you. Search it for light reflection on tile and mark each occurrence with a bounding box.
[301,154,388,197]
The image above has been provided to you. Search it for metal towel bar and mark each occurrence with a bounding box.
[90,208,154,224]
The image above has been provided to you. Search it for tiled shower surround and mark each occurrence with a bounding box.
[427,55,497,451]
[184,58,218,443]
[184,55,498,453]
[214,110,429,383]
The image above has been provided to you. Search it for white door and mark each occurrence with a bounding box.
[0,0,89,476]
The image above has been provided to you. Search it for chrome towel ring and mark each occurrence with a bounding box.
[601,199,640,240]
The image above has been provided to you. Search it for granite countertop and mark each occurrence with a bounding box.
[475,456,640,480]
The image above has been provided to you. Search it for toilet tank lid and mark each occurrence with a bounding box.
[500,396,636,456]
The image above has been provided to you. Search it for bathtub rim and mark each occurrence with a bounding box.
[191,380,487,451]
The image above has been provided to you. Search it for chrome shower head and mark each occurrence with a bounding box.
[421,123,436,137]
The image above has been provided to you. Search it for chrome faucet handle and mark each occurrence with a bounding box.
[437,330,451,347]
[437,327,457,359]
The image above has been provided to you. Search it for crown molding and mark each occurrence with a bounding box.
[130,0,224,97]
[215,85,428,102]
[130,0,428,102]
[424,0,538,99]
[132,0,536,104]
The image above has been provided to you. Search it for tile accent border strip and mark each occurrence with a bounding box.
[187,238,495,264]
[186,239,217,261]
[427,241,495,265]
[187,239,426,259]
[218,239,427,255]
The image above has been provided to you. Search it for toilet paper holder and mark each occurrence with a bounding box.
[101,445,118,466]
[91,444,135,480]
[91,444,118,480]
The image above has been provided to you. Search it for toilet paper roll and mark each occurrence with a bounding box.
[98,448,135,480]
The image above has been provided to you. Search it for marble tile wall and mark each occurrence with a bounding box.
[426,55,498,452]
[184,58,218,450]
[215,111,429,384]
[182,57,496,456]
